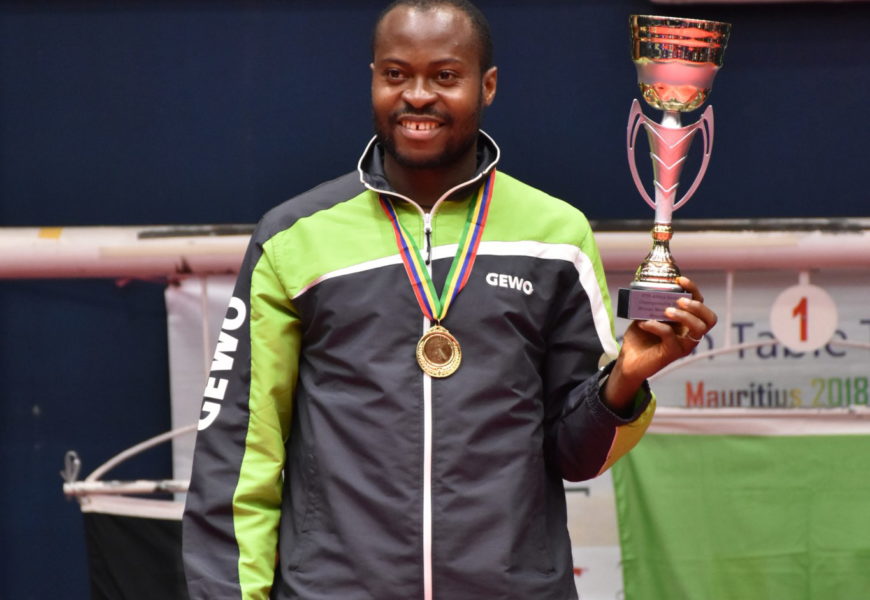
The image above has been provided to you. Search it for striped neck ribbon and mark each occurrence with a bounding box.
[379,169,496,324]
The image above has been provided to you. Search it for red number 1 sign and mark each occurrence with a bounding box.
[771,283,838,352]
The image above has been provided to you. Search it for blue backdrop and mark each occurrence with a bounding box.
[1,1,868,597]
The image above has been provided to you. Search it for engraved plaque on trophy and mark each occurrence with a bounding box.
[617,15,731,320]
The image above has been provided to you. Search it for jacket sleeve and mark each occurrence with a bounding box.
[182,233,301,600]
[542,218,655,482]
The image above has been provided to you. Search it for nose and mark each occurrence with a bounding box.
[401,77,437,108]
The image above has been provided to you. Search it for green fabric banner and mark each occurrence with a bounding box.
[613,433,870,600]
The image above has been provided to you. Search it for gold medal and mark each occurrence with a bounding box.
[416,325,462,378]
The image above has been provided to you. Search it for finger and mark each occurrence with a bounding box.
[676,276,704,304]
[664,305,710,342]
[675,295,718,330]
[637,317,682,342]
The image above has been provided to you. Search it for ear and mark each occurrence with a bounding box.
[481,66,498,107]
[370,62,375,72]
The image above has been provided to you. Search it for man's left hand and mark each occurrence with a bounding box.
[602,276,718,413]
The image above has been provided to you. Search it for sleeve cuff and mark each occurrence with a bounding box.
[595,360,652,423]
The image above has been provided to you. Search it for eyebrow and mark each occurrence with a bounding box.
[375,57,465,68]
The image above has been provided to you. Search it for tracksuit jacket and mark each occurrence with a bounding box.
[182,132,655,600]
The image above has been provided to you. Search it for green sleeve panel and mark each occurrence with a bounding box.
[233,247,301,600]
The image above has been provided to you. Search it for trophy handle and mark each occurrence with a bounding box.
[627,99,657,211]
[627,101,716,214]
[673,105,715,211]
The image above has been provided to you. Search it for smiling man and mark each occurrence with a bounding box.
[182,2,717,599]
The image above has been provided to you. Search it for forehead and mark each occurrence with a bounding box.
[373,6,479,65]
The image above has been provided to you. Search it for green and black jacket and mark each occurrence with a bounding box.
[182,133,655,600]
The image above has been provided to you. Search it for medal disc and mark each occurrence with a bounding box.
[416,325,462,378]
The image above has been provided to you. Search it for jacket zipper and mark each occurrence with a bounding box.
[424,212,433,265]
[422,210,434,600]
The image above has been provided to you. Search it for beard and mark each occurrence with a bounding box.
[373,103,482,170]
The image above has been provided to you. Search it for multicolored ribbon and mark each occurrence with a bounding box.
[379,169,496,323]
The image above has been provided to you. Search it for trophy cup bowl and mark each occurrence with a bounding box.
[617,15,731,321]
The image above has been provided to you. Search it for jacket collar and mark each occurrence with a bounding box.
[357,130,501,206]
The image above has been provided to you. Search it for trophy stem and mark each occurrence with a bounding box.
[661,110,682,129]
[630,223,683,291]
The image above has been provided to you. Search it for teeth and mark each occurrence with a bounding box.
[402,121,438,131]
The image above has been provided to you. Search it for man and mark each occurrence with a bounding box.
[182,1,717,599]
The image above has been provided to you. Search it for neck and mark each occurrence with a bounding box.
[383,150,478,210]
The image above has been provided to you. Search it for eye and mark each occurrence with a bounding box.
[436,70,458,83]
[383,68,405,82]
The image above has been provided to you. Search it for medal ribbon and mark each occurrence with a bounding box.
[379,169,496,323]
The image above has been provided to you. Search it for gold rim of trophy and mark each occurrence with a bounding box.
[416,325,462,378]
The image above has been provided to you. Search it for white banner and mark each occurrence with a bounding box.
[165,275,236,482]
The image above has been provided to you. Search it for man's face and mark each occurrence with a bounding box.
[371,5,497,170]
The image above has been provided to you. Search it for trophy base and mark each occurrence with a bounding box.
[617,287,691,321]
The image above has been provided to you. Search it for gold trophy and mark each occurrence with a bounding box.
[617,15,731,320]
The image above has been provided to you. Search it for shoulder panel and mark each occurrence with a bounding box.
[254,171,364,245]
[484,171,592,248]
